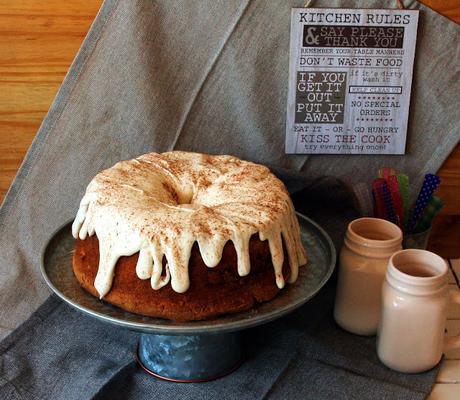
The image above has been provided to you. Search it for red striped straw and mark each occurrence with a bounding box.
[378,167,398,180]
[386,175,404,228]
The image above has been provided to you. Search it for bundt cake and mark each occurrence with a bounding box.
[72,151,307,320]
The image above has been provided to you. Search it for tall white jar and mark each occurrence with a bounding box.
[334,218,402,336]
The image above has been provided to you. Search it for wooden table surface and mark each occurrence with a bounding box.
[0,1,458,256]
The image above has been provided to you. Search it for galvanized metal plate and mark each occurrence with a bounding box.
[41,213,336,335]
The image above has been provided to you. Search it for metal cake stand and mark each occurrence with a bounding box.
[41,213,336,382]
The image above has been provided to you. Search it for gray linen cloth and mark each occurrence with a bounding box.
[0,0,458,398]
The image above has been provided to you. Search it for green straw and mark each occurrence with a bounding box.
[414,195,444,233]
[397,174,410,232]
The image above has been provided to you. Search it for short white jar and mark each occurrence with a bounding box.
[377,249,460,373]
[334,217,402,335]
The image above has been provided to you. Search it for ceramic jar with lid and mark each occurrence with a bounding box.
[334,217,403,335]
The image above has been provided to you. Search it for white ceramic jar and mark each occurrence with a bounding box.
[334,217,402,335]
[377,249,460,373]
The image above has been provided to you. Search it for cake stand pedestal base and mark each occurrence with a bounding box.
[137,332,242,382]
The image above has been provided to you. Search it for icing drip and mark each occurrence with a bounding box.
[72,151,307,297]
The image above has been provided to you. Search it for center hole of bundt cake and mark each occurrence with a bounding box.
[176,184,194,206]
[162,181,194,205]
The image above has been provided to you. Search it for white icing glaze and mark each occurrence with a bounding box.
[72,151,307,297]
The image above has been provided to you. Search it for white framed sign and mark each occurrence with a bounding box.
[286,8,419,154]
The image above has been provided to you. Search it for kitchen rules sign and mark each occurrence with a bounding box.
[286,8,419,154]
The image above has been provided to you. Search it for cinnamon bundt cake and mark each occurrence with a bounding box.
[72,151,307,321]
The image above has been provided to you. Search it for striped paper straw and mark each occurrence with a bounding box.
[378,167,398,180]
[397,174,410,232]
[353,182,374,216]
[387,175,403,228]
[372,179,387,219]
[414,195,444,233]
[407,174,441,233]
[382,180,399,225]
